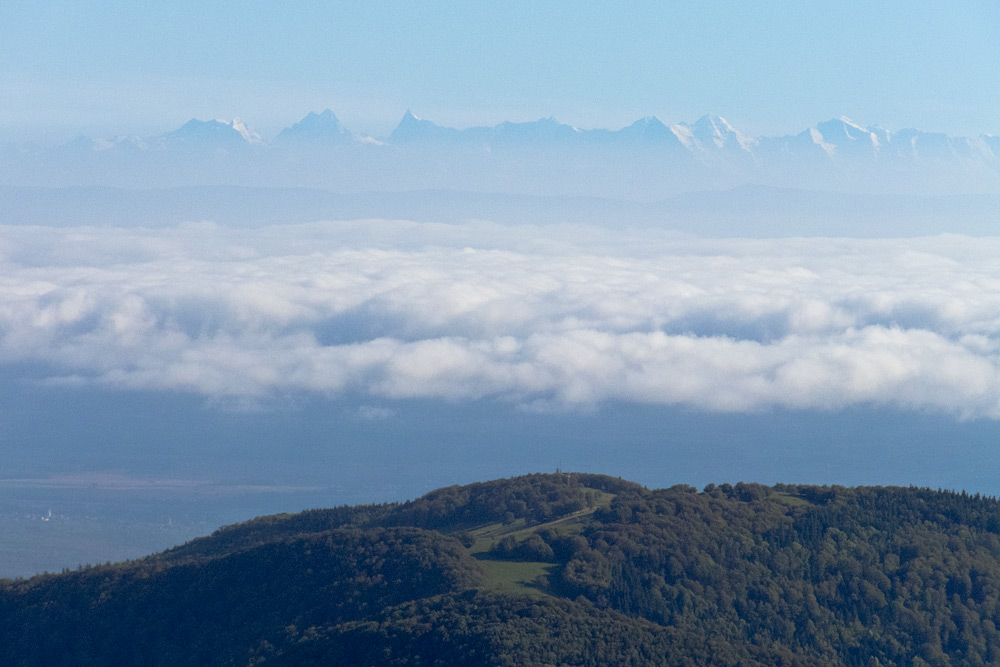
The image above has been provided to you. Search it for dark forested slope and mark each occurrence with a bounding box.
[4,473,1000,666]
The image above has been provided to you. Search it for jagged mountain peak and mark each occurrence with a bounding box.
[277,109,351,143]
[631,115,667,127]
[815,116,874,143]
[675,114,754,152]
[388,110,459,142]
[691,113,735,131]
[396,109,439,129]
[161,118,261,146]
[230,119,261,143]
[616,116,684,146]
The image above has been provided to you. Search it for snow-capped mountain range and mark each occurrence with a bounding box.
[3,110,999,198]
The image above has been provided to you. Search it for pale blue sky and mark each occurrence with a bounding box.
[1,1,998,142]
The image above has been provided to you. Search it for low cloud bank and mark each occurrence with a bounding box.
[3,220,1000,417]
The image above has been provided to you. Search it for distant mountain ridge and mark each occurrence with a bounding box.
[3,109,999,197]
[29,109,996,162]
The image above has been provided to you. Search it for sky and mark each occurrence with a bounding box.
[1,1,999,142]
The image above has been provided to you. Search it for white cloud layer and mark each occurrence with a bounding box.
[4,219,1000,417]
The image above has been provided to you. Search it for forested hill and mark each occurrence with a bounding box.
[4,474,1000,665]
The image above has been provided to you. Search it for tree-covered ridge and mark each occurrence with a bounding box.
[261,592,817,667]
[0,527,481,666]
[5,474,1000,665]
[159,503,400,563]
[553,483,1000,665]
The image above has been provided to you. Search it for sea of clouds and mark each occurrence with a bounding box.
[3,219,1000,418]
